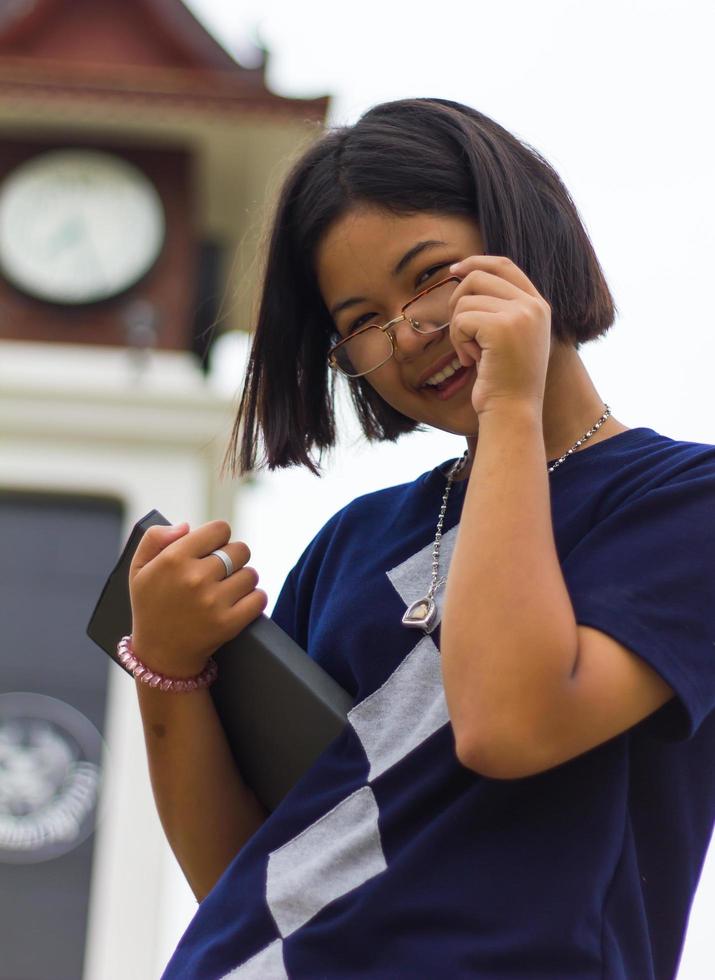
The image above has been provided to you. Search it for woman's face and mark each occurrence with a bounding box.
[316,207,484,437]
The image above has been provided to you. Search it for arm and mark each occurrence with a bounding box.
[442,254,674,779]
[136,681,268,903]
[440,406,673,779]
[128,520,270,900]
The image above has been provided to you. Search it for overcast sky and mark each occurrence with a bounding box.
[192,0,715,592]
[183,6,715,973]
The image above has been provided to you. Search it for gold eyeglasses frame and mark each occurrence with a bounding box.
[327,275,462,379]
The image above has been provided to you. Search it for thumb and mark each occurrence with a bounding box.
[130,522,190,576]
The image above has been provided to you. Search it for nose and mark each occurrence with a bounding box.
[389,317,442,361]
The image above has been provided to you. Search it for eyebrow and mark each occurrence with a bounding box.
[329,240,447,319]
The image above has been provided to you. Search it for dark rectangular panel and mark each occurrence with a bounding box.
[0,491,123,980]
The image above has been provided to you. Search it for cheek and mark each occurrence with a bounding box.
[360,365,412,410]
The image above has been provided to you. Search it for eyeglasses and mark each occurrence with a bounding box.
[327,276,461,379]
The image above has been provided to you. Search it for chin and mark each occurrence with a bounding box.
[430,405,479,438]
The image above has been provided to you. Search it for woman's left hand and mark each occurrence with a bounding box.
[448,255,552,417]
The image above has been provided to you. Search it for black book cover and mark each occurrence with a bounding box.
[87,510,352,811]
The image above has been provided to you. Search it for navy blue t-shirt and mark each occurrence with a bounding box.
[162,427,715,979]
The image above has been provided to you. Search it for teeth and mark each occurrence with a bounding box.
[424,356,462,387]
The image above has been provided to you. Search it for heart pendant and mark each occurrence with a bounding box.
[402,596,438,633]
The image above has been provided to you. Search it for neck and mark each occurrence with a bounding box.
[460,342,627,478]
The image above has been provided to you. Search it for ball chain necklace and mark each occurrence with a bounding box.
[401,403,613,634]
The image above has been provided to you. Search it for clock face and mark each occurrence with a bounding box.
[0,149,166,305]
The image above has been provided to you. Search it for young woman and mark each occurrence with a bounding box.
[128,98,715,979]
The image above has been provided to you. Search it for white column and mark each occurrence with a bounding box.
[0,341,240,980]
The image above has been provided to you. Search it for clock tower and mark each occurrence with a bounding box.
[0,0,328,358]
[0,4,328,980]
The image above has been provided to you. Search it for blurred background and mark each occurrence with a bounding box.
[0,0,712,977]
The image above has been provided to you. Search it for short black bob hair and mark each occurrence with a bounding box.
[224,97,616,477]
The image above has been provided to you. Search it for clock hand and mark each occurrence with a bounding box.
[44,218,84,260]
[76,215,110,293]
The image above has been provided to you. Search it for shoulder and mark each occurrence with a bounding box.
[570,427,715,524]
[629,428,715,510]
[628,427,715,475]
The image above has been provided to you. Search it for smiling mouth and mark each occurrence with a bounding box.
[421,355,463,389]
[420,352,476,394]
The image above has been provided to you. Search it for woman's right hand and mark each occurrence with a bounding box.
[128,521,268,678]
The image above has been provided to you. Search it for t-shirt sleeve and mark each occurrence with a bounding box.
[270,506,347,653]
[271,567,300,641]
[562,453,715,740]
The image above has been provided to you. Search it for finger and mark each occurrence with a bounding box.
[451,309,505,343]
[453,341,482,369]
[452,293,507,318]
[169,520,234,560]
[463,341,482,364]
[216,565,260,601]
[450,299,503,368]
[450,255,541,299]
[131,522,190,575]
[450,269,522,310]
[222,588,269,635]
[450,310,504,365]
[204,542,252,581]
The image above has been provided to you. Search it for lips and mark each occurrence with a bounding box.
[423,356,463,388]
[430,363,473,401]
[416,350,464,389]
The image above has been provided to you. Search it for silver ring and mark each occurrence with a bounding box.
[209,548,234,579]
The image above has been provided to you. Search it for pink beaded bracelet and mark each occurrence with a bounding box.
[117,635,218,693]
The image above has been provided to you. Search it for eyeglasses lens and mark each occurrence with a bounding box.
[335,280,457,378]
[333,327,392,378]
[404,280,457,334]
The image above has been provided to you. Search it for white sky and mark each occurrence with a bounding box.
[184,3,714,975]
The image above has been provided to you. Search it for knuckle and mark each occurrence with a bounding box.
[514,301,533,324]
[464,270,482,288]
[227,588,267,632]
[246,587,268,613]
[493,255,511,268]
[161,549,182,572]
[519,311,533,330]
[529,297,549,322]
[201,590,218,612]
[253,588,269,611]
[235,541,251,565]
[212,520,231,541]
[452,315,469,338]
[184,569,204,591]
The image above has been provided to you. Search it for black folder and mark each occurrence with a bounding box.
[86,510,353,812]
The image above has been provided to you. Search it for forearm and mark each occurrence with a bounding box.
[137,683,268,902]
[440,405,579,772]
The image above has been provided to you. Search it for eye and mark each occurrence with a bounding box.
[346,312,380,336]
[415,262,452,288]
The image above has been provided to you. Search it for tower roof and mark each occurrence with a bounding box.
[0,0,328,120]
